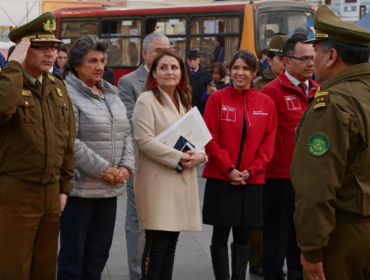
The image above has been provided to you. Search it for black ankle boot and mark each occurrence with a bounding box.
[210,245,230,280]
[231,243,250,280]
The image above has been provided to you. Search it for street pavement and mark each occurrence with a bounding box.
[101,167,263,280]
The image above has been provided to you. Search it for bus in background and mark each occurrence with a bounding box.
[53,1,315,84]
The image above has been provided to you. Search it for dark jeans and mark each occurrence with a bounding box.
[141,230,180,280]
[263,179,302,280]
[57,197,117,280]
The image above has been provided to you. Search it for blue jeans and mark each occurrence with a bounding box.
[57,196,117,280]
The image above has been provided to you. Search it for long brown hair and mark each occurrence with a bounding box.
[144,49,192,111]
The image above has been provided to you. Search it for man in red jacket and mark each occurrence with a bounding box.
[260,33,319,280]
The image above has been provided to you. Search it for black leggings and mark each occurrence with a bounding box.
[141,230,180,280]
[212,226,250,247]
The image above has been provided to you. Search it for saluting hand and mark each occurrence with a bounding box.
[228,169,247,185]
[8,38,30,65]
[301,254,326,280]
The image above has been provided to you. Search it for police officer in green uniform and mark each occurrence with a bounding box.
[0,13,76,280]
[291,5,370,280]
[254,34,289,91]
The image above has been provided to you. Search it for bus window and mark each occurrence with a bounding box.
[145,18,186,35]
[102,19,141,37]
[190,16,240,67]
[61,20,98,38]
[258,11,313,51]
[101,19,141,67]
[104,38,141,67]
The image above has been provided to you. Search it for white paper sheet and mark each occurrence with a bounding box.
[155,107,212,151]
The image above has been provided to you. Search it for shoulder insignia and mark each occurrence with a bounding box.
[56,88,63,97]
[308,133,330,156]
[47,73,55,81]
[22,89,32,97]
[313,88,329,110]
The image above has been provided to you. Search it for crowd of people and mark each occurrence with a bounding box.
[1,5,370,280]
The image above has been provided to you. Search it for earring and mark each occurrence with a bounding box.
[177,79,184,91]
[150,78,158,89]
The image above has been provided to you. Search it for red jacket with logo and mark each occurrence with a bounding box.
[202,86,277,184]
[261,71,319,178]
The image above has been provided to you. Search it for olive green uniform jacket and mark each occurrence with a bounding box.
[0,61,76,192]
[291,63,370,263]
[254,67,277,91]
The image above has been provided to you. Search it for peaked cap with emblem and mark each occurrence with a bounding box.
[267,34,289,56]
[9,12,62,44]
[306,5,370,46]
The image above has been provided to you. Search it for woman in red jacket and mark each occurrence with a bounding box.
[202,50,277,280]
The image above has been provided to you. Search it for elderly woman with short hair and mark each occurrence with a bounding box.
[57,35,135,280]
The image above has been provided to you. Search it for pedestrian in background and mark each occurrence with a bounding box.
[291,6,370,280]
[254,34,289,91]
[53,45,68,75]
[187,49,211,115]
[206,62,231,94]
[261,33,319,280]
[118,32,170,280]
[57,35,135,280]
[212,36,225,63]
[202,50,277,280]
[133,49,206,280]
[0,12,75,279]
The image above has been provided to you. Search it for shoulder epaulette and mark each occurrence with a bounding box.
[48,73,65,86]
[313,87,329,110]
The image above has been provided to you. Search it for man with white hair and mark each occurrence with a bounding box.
[118,32,170,280]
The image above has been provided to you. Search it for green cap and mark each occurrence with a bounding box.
[267,35,289,56]
[9,12,62,44]
[306,5,370,46]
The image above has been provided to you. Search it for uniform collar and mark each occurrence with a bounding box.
[24,70,43,85]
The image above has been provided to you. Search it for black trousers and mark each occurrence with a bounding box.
[142,230,180,280]
[57,197,117,280]
[263,179,302,280]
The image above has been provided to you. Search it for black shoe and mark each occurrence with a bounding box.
[249,266,263,277]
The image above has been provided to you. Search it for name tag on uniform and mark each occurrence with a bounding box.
[21,90,33,97]
[56,88,63,97]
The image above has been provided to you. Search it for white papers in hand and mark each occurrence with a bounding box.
[154,107,212,151]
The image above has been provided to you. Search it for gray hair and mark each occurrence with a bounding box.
[64,35,109,77]
[142,33,169,52]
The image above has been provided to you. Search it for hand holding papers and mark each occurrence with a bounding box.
[155,107,212,151]
[154,107,212,173]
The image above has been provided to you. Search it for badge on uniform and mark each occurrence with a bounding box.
[48,74,55,81]
[308,133,330,156]
[313,89,329,110]
[56,88,63,97]
[22,90,33,97]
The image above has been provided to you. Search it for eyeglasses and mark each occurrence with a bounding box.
[288,56,314,63]
[30,45,59,53]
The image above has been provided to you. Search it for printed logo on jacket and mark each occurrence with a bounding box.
[221,105,236,122]
[284,95,302,110]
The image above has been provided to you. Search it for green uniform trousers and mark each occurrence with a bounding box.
[0,175,60,280]
[304,222,370,280]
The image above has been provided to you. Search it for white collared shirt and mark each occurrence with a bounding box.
[285,71,309,96]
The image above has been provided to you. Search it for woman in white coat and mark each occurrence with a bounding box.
[132,49,206,280]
